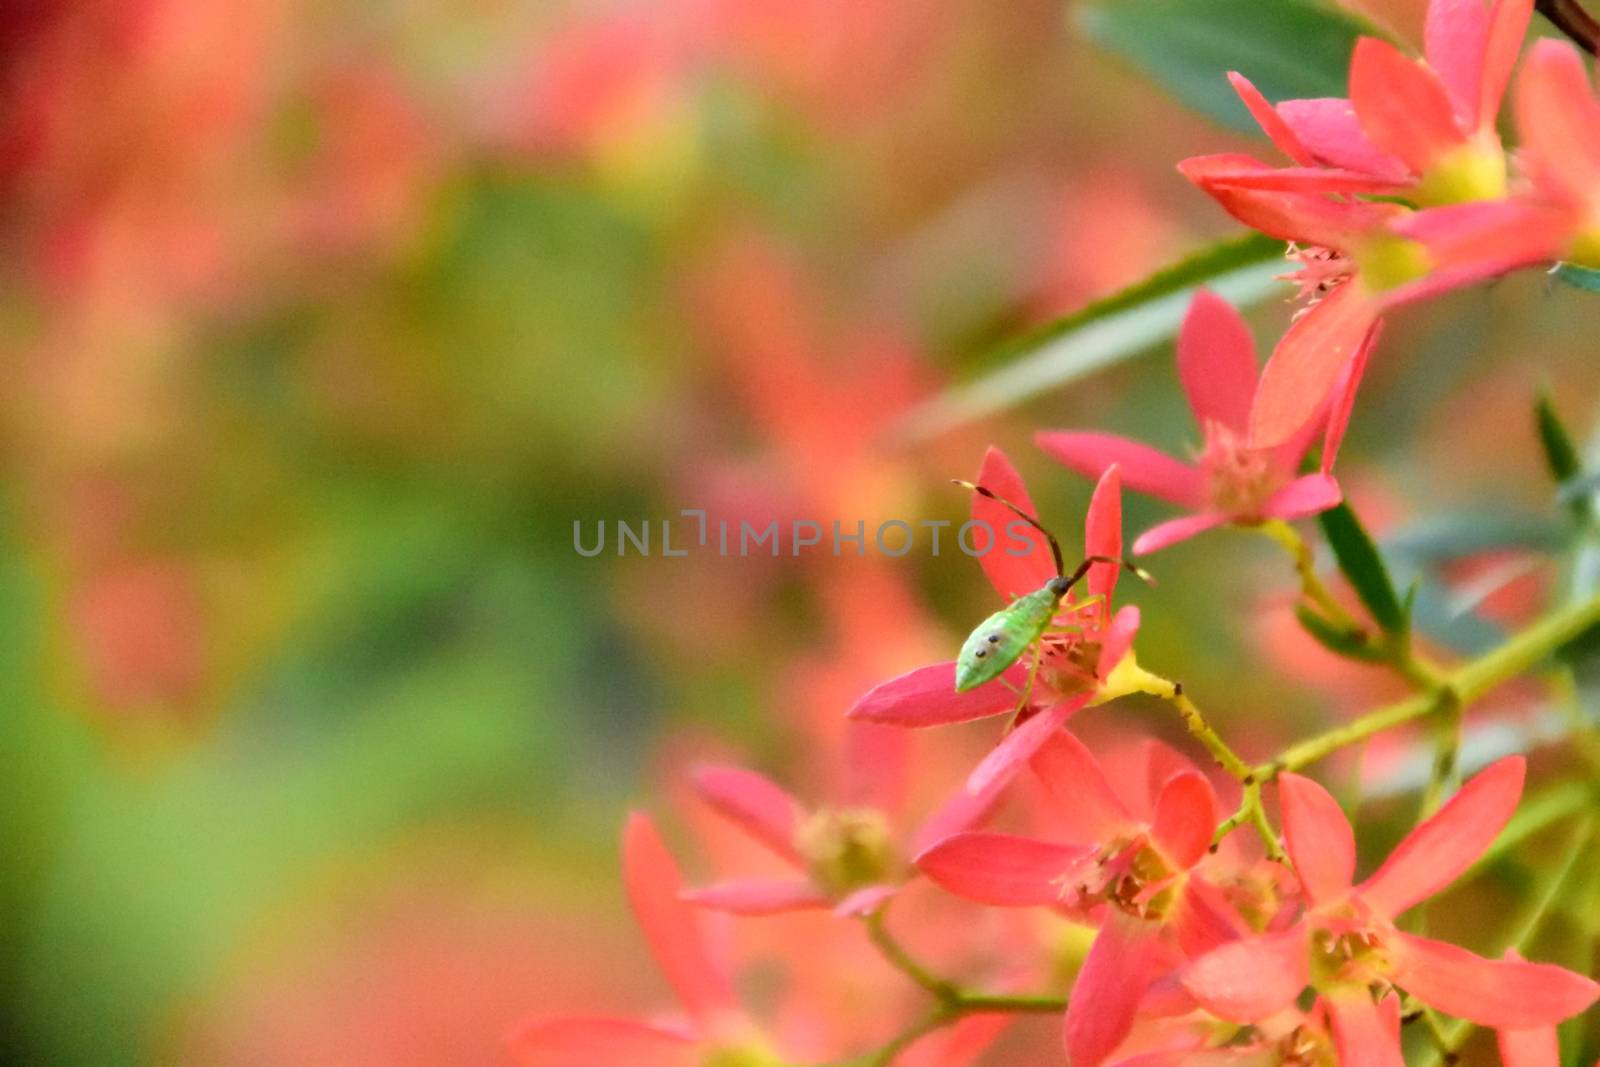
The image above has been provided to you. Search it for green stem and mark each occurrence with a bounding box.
[1122,666,1254,782]
[1117,664,1286,860]
[1417,694,1463,820]
[1259,520,1356,628]
[1259,519,1447,687]
[863,908,956,1001]
[1261,591,1600,777]
[850,901,1072,1064]
[950,992,1068,1014]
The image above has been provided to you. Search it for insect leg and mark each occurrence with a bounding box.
[1010,640,1044,719]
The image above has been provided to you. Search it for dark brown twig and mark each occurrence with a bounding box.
[1538,0,1600,56]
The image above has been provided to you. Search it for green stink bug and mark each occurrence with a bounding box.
[952,480,1148,694]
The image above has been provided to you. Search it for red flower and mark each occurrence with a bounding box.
[682,749,1006,917]
[1037,289,1372,553]
[1496,951,1562,1067]
[1227,0,1535,206]
[1182,758,1598,1057]
[1514,38,1600,267]
[916,731,1240,1067]
[846,448,1140,794]
[1179,155,1562,448]
[1174,0,1581,448]
[509,814,769,1066]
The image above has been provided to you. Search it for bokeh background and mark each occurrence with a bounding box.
[2,0,1598,1063]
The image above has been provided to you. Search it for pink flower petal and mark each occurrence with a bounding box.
[967,698,1083,796]
[690,764,804,866]
[1181,926,1310,1022]
[1171,877,1250,959]
[974,445,1056,600]
[1228,72,1314,165]
[1277,98,1410,178]
[1140,737,1201,812]
[910,770,1009,856]
[1112,1051,1270,1067]
[1249,282,1380,449]
[1478,0,1534,130]
[1425,0,1493,128]
[1494,950,1562,1067]
[1178,288,1259,435]
[1324,987,1406,1067]
[846,661,1026,727]
[1095,604,1141,680]
[1515,40,1600,207]
[1357,756,1525,918]
[623,813,740,1031]
[833,883,897,917]
[842,719,912,815]
[1179,155,1404,249]
[1387,931,1600,1028]
[1497,1024,1559,1067]
[1149,770,1218,870]
[1388,199,1566,293]
[1035,431,1205,509]
[1320,321,1380,475]
[898,1012,1015,1067]
[1350,37,1466,175]
[1277,772,1356,906]
[1064,911,1163,1067]
[1085,465,1124,605]
[1028,726,1134,843]
[1132,513,1229,555]
[683,879,831,915]
[1259,473,1343,521]
[1181,164,1409,195]
[508,1017,698,1067]
[915,831,1088,906]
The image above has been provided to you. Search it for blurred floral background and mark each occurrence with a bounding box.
[2,0,1598,1063]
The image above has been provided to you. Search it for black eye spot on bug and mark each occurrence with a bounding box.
[973,648,987,658]
[987,634,1001,643]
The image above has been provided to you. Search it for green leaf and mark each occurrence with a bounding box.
[1536,390,1592,522]
[1077,0,1373,134]
[1294,603,1384,662]
[1537,391,1583,484]
[1319,502,1405,632]
[892,232,1284,442]
[1552,262,1600,292]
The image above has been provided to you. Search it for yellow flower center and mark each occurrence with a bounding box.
[794,807,894,895]
[1414,139,1507,207]
[1310,924,1385,987]
[703,1043,783,1067]
[1199,421,1283,518]
[1568,226,1600,270]
[1353,233,1434,294]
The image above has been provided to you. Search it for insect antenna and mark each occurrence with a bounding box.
[1066,554,1157,590]
[953,479,1064,577]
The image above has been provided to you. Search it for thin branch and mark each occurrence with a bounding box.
[1538,0,1600,56]
[1261,590,1600,777]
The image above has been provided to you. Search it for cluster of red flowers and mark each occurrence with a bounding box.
[512,1,1600,1063]
[1183,0,1600,449]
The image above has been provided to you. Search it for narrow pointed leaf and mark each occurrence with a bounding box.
[1319,502,1404,632]
[1294,602,1386,662]
[1535,391,1590,521]
[1553,262,1600,292]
